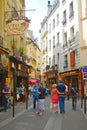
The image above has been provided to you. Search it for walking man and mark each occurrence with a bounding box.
[71,84,78,110]
[56,80,66,114]
[33,82,39,109]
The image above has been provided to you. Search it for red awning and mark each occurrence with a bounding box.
[28,79,37,83]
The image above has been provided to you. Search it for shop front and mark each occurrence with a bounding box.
[0,47,9,109]
[59,68,84,98]
[10,56,29,103]
[45,70,58,88]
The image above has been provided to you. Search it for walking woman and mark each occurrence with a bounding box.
[51,83,58,113]
[37,83,45,115]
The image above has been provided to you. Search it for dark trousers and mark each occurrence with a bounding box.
[33,96,38,109]
[72,96,77,110]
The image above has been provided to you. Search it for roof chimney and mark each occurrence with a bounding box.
[47,1,52,14]
[48,1,50,5]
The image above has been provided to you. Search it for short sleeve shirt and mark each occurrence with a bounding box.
[56,83,66,93]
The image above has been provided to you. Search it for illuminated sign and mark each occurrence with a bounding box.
[6,16,31,34]
[82,68,87,79]
[82,68,87,73]
[83,73,87,79]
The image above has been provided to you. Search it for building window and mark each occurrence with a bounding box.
[46,56,48,64]
[64,54,68,68]
[46,37,48,46]
[69,26,75,44]
[49,23,51,33]
[63,32,68,48]
[57,32,59,45]
[62,10,67,25]
[69,1,74,18]
[53,18,55,29]
[70,26,74,38]
[57,53,59,65]
[49,57,51,66]
[53,55,55,65]
[49,40,51,51]
[53,36,55,48]
[56,14,59,25]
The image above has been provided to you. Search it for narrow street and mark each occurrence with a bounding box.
[0,96,87,130]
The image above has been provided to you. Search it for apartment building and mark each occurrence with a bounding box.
[26,30,41,82]
[40,0,87,97]
[0,0,30,107]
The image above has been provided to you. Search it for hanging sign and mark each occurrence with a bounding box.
[6,16,31,34]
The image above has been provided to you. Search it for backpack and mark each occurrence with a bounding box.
[71,87,78,97]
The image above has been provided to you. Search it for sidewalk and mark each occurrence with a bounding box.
[77,98,87,120]
[0,96,33,127]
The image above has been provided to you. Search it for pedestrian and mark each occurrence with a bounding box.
[56,80,66,114]
[71,84,78,110]
[51,83,58,113]
[64,80,69,100]
[28,84,32,98]
[37,83,46,115]
[2,82,10,111]
[33,82,39,109]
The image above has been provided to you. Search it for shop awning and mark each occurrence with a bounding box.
[28,79,37,83]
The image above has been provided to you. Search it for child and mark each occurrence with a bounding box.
[51,84,58,113]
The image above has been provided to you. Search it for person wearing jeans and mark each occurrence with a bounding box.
[71,84,78,110]
[58,95,65,113]
[56,80,66,114]
[33,83,39,109]
[2,83,10,111]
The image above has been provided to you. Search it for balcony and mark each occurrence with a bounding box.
[46,64,58,72]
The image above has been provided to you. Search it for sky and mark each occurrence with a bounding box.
[25,0,54,39]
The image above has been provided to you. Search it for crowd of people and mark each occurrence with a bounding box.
[27,80,78,115]
[2,80,78,115]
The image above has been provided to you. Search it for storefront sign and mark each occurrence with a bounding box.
[83,73,87,79]
[6,16,30,34]
[47,73,55,78]
[82,68,87,73]
[82,68,87,79]
[70,52,75,68]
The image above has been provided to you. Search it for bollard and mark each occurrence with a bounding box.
[84,96,86,114]
[81,97,83,109]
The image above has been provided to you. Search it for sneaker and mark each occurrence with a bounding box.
[39,112,42,116]
[36,111,40,114]
[55,111,58,114]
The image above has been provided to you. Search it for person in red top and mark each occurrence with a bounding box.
[51,83,58,113]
